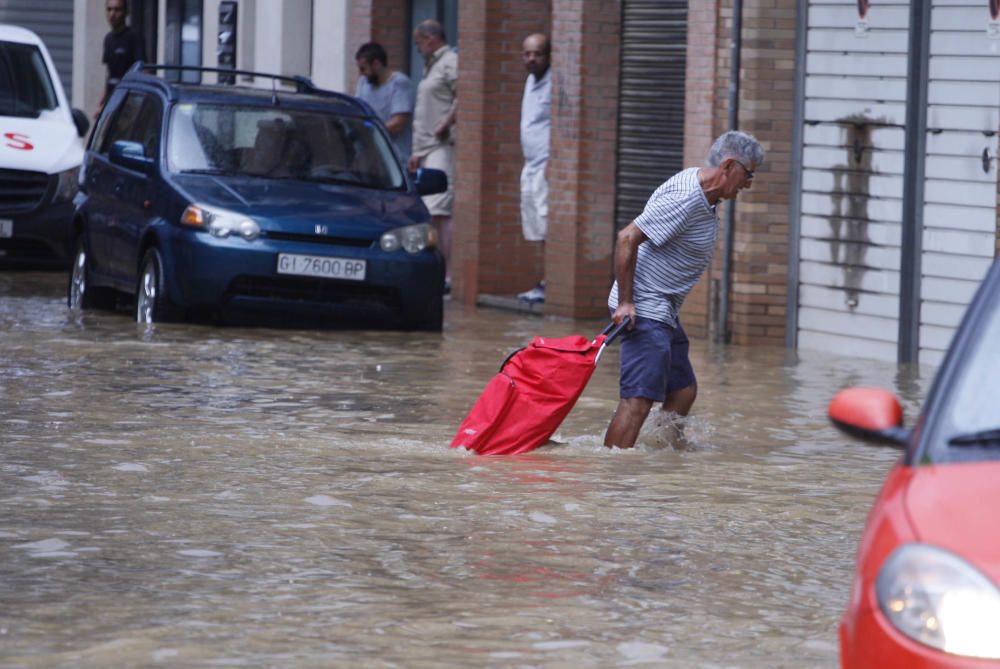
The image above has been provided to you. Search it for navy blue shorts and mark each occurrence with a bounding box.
[617,316,696,402]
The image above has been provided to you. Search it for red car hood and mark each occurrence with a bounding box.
[906,461,1000,582]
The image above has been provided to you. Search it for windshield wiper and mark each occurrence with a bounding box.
[948,428,1000,446]
[179,168,237,176]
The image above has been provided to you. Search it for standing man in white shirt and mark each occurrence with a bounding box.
[516,33,552,304]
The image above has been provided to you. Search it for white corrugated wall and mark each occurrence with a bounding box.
[797,0,911,361]
[919,1,1000,367]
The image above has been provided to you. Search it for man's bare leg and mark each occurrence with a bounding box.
[662,382,697,416]
[604,396,654,449]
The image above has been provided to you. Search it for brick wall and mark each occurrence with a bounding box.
[705,0,796,346]
[682,1,721,339]
[544,0,620,319]
[452,0,551,303]
[345,1,411,90]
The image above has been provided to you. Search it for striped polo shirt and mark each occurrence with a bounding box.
[608,167,719,327]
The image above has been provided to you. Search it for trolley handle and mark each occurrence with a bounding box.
[595,316,630,364]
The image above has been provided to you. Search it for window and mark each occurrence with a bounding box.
[0,41,58,117]
[131,97,163,158]
[167,102,404,189]
[165,0,203,82]
[100,92,147,154]
[89,87,128,152]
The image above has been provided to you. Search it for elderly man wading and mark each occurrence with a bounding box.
[604,130,765,449]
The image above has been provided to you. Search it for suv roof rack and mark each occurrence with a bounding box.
[123,63,368,114]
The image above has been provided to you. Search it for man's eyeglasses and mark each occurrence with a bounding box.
[732,159,754,180]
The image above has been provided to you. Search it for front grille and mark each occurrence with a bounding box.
[0,168,50,214]
[227,275,401,310]
[266,231,374,248]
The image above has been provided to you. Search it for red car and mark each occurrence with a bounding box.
[829,258,1000,669]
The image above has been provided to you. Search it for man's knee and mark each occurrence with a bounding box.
[663,383,697,416]
[621,396,654,420]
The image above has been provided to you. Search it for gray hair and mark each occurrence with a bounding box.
[415,19,446,42]
[707,130,764,167]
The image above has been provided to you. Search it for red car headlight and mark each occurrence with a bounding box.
[876,543,1000,659]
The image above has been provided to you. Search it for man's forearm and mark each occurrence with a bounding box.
[615,235,639,304]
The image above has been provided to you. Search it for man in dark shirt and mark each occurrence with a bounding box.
[98,0,145,117]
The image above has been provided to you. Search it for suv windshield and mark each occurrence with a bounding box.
[925,277,1000,462]
[0,41,58,118]
[167,102,405,189]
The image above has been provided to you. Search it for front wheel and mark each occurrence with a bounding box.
[136,248,181,323]
[406,296,444,332]
[67,236,114,310]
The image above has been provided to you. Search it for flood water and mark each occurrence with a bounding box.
[0,271,931,668]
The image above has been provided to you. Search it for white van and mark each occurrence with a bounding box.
[0,25,89,266]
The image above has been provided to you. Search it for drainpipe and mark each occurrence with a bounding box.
[717,0,744,344]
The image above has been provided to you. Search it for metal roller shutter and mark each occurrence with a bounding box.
[0,0,75,94]
[614,0,688,232]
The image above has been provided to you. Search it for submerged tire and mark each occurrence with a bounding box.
[67,236,115,310]
[136,248,181,324]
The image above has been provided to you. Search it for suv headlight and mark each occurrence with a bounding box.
[380,223,437,254]
[53,166,80,202]
[181,204,260,241]
[876,543,1000,659]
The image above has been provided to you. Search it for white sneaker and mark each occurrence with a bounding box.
[517,282,545,303]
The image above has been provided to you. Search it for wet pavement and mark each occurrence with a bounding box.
[0,271,931,668]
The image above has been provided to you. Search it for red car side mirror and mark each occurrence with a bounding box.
[828,387,909,447]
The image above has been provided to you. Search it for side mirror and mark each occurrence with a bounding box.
[828,387,909,448]
[413,167,447,196]
[71,108,90,138]
[109,140,153,174]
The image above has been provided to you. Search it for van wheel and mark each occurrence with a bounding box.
[136,248,180,323]
[67,236,114,310]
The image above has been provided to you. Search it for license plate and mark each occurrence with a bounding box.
[276,253,366,281]
[0,219,11,238]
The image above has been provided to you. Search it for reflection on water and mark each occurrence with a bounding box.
[0,272,931,667]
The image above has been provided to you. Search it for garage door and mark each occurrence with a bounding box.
[0,0,74,94]
[615,0,688,232]
[795,0,911,361]
[918,0,1000,367]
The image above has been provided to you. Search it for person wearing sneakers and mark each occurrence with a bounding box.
[516,33,551,304]
[604,130,764,449]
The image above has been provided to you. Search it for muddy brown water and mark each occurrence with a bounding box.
[0,271,930,668]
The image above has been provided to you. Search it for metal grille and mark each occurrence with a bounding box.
[265,232,374,248]
[0,168,51,214]
[227,275,401,311]
[614,0,688,231]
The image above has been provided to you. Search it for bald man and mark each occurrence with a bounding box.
[516,33,551,304]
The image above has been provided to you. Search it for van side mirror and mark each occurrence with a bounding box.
[413,167,447,196]
[109,140,153,174]
[71,108,90,138]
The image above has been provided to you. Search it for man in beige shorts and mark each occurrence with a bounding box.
[408,19,457,293]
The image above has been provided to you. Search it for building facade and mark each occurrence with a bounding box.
[50,0,1000,366]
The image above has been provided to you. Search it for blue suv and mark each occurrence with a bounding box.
[68,65,447,330]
